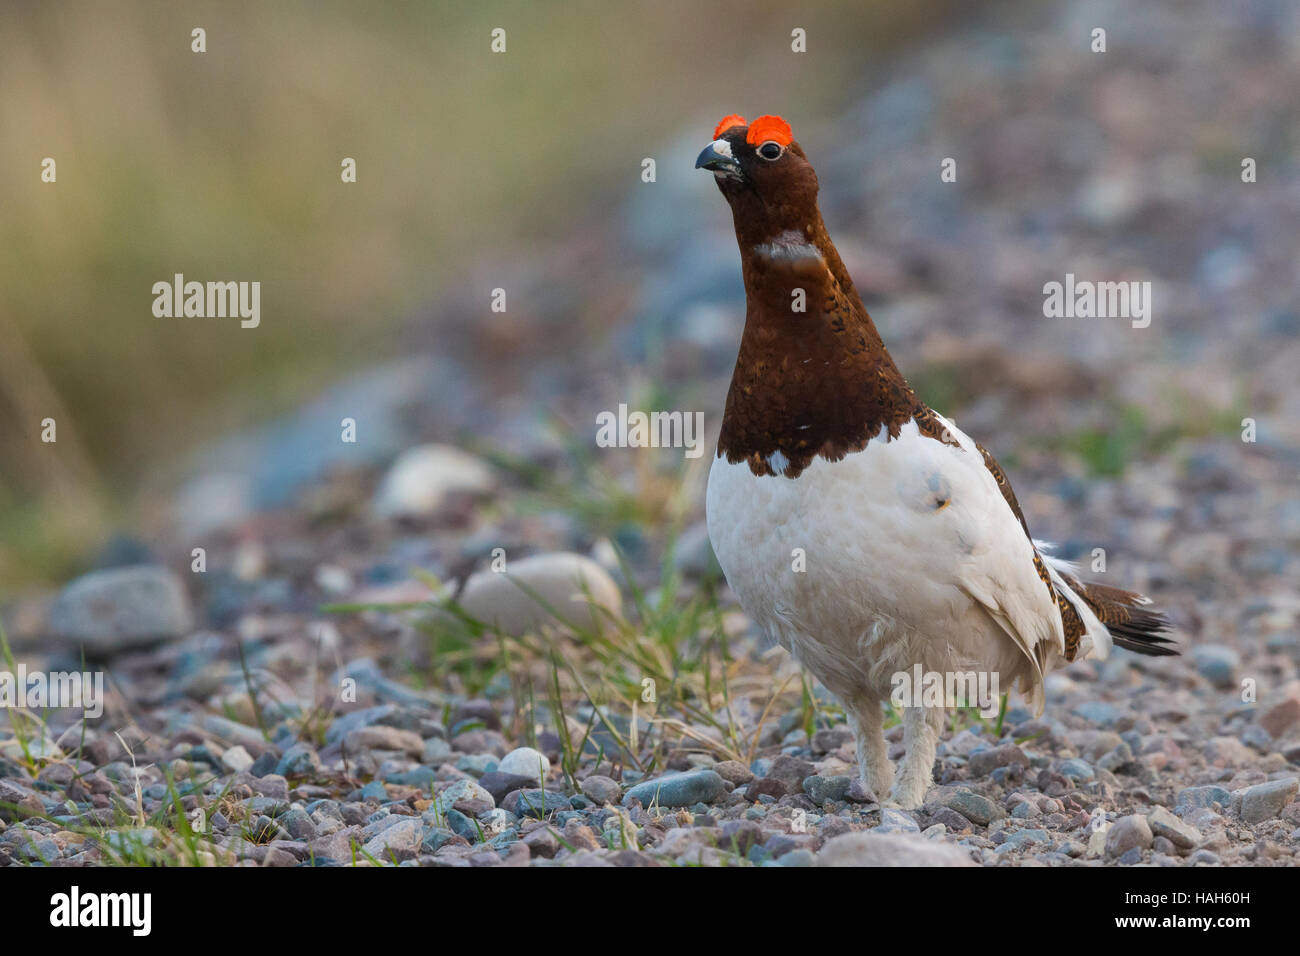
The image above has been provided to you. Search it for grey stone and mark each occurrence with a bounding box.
[622,770,725,809]
[373,444,494,518]
[1105,815,1153,857]
[1236,777,1299,824]
[361,817,423,860]
[873,808,921,834]
[502,789,572,817]
[817,831,976,867]
[48,565,193,653]
[275,742,321,777]
[497,746,550,782]
[1058,758,1095,782]
[1071,701,1120,727]
[1191,645,1239,688]
[580,775,622,805]
[968,743,1029,777]
[478,771,535,804]
[942,789,1005,826]
[1147,806,1201,849]
[1176,785,1232,811]
[802,774,852,806]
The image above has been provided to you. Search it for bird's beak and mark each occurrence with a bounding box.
[695,139,740,174]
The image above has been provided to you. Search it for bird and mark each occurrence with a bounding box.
[697,114,1177,809]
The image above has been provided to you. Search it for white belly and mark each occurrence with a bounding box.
[705,418,1051,705]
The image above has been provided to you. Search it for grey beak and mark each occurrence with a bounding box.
[695,141,740,173]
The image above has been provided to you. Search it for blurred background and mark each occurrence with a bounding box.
[1,0,1297,601]
[0,0,962,589]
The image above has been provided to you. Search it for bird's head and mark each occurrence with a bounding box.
[695,114,821,243]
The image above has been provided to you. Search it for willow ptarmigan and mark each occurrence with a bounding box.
[697,114,1177,809]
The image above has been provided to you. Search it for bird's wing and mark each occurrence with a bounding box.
[916,411,1068,713]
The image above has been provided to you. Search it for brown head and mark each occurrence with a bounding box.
[695,115,822,251]
[698,114,922,477]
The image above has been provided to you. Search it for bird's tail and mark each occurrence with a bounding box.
[1068,578,1178,657]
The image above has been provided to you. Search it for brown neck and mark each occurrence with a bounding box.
[717,213,921,477]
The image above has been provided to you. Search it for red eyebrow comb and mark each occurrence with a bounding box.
[713,114,747,139]
[745,115,792,147]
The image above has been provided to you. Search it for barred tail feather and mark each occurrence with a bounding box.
[1067,578,1178,657]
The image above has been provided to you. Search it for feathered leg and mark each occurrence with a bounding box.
[891,706,940,809]
[846,698,892,799]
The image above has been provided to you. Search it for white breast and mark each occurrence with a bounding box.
[705,416,1063,709]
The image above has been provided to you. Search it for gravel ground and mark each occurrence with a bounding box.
[2,0,1298,866]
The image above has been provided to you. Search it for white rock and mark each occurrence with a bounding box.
[373,444,494,518]
[454,552,622,637]
[221,745,254,773]
[498,747,551,782]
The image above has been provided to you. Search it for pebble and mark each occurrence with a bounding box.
[497,747,551,782]
[968,743,1029,777]
[580,775,622,805]
[802,774,852,806]
[1191,645,1240,688]
[942,789,1005,826]
[1105,815,1153,857]
[1235,778,1299,824]
[373,444,494,518]
[817,831,976,867]
[1147,806,1202,849]
[622,770,725,809]
[47,565,194,653]
[221,745,254,773]
[452,553,623,637]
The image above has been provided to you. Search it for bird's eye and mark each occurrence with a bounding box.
[758,141,783,161]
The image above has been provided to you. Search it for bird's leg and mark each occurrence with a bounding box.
[847,700,892,799]
[890,706,940,809]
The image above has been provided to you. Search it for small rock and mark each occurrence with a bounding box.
[873,809,921,834]
[452,553,622,637]
[580,775,622,805]
[373,444,494,518]
[1072,701,1120,727]
[713,760,755,785]
[1105,815,1153,857]
[968,743,1029,777]
[766,754,815,793]
[1147,806,1201,849]
[437,778,496,810]
[1177,785,1232,811]
[1191,645,1239,688]
[477,772,535,805]
[220,745,254,774]
[817,831,976,867]
[802,774,852,806]
[1236,778,1299,824]
[343,726,424,757]
[47,565,194,654]
[622,770,725,809]
[361,817,422,860]
[1058,758,1095,782]
[845,778,878,804]
[497,747,550,782]
[502,789,571,818]
[1259,698,1300,738]
[942,789,1005,826]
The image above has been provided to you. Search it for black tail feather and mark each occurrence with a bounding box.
[1067,577,1180,657]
